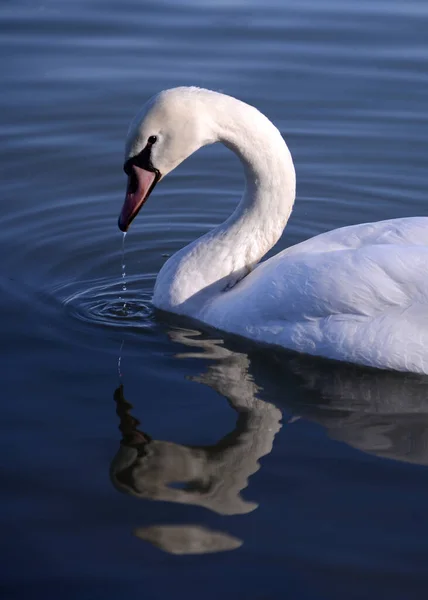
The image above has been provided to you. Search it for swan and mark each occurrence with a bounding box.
[118,87,428,374]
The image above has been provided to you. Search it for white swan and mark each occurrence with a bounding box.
[118,87,428,374]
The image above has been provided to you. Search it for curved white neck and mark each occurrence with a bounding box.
[153,94,296,315]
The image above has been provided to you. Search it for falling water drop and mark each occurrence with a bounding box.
[118,232,127,380]
[118,339,125,380]
[120,231,127,311]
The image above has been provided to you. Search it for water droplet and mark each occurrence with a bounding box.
[118,232,127,378]
[118,339,125,380]
[120,231,127,311]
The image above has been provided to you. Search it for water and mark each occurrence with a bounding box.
[1,0,428,598]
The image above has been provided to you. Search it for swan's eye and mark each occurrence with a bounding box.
[148,135,157,145]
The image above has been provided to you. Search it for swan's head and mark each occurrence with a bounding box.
[118,87,218,232]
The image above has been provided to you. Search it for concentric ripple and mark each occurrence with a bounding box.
[53,274,156,329]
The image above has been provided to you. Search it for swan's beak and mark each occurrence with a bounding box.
[118,165,160,232]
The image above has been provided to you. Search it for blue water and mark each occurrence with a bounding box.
[1,1,428,598]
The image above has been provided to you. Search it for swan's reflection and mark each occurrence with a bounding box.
[110,328,428,553]
[110,332,283,554]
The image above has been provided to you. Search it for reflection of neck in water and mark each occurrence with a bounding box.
[110,341,283,515]
[109,335,283,554]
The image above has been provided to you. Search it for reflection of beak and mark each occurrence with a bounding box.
[113,385,152,445]
[118,165,160,232]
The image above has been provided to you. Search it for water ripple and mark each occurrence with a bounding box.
[52,275,156,330]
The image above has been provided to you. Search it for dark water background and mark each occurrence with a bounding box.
[1,1,428,598]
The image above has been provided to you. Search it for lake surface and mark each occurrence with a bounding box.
[1,0,428,598]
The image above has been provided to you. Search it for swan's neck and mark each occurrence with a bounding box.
[153,94,296,314]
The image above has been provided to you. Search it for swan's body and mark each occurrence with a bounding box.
[119,87,428,374]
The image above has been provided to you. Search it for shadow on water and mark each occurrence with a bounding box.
[109,326,428,555]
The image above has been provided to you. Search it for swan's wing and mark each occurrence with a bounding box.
[280,217,428,256]
[207,218,428,372]
[221,217,428,321]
